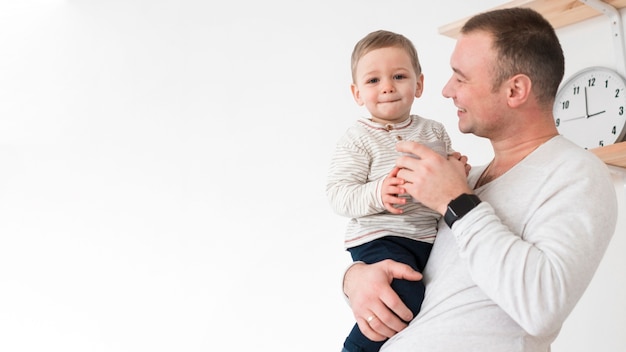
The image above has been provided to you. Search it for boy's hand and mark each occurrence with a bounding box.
[381,167,407,214]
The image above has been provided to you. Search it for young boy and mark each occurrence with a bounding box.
[326,30,455,352]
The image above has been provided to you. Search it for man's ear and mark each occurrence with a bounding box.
[507,74,531,108]
[415,73,425,98]
[351,84,364,106]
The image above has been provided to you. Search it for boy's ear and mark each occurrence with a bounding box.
[506,74,531,108]
[414,73,424,98]
[351,84,364,106]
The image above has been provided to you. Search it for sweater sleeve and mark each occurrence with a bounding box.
[451,156,617,336]
[326,142,385,218]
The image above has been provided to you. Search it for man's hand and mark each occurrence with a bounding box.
[343,260,423,341]
[396,141,471,215]
[448,151,472,176]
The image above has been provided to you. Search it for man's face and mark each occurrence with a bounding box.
[441,31,508,138]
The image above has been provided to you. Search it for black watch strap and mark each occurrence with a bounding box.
[444,193,482,228]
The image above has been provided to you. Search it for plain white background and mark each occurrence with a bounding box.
[0,1,624,351]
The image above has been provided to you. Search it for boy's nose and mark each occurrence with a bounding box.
[381,84,395,94]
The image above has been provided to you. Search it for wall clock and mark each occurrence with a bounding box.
[553,66,626,149]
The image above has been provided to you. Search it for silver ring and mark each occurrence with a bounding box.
[367,315,375,323]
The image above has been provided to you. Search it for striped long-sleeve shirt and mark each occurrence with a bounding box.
[326,115,453,248]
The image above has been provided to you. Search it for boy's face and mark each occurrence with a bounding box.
[351,46,423,124]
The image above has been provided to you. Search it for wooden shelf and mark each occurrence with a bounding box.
[591,141,626,168]
[439,0,626,38]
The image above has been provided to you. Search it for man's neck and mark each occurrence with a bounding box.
[476,131,558,188]
[492,132,557,167]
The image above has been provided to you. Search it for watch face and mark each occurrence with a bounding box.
[553,66,626,149]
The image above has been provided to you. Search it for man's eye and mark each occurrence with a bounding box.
[452,74,465,83]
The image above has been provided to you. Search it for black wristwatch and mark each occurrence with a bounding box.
[444,193,482,228]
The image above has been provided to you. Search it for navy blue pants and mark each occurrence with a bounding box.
[343,236,432,352]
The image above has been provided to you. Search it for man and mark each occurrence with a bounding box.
[342,7,617,351]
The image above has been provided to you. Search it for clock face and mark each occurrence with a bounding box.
[553,66,626,149]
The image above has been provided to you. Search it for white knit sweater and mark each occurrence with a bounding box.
[381,136,617,351]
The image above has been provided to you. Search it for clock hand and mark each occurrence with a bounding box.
[561,109,606,122]
[583,86,607,118]
[561,114,588,122]
[584,86,589,116]
[588,110,606,118]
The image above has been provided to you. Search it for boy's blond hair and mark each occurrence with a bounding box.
[351,30,422,83]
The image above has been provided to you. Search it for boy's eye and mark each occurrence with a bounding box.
[393,74,407,80]
[366,78,379,84]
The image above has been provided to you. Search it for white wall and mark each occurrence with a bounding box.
[0,1,622,351]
